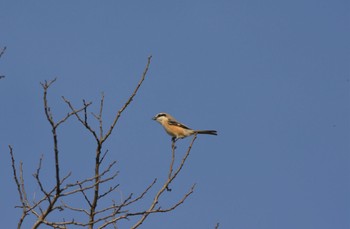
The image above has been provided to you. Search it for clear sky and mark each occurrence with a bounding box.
[0,1,349,228]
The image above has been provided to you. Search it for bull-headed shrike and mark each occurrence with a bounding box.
[152,112,217,141]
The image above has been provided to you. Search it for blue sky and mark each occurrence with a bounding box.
[0,1,349,228]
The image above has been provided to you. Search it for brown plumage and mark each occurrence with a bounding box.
[153,112,217,140]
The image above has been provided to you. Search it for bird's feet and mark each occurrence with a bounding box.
[171,137,177,149]
[166,185,172,192]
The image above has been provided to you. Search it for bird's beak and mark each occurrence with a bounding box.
[152,116,156,120]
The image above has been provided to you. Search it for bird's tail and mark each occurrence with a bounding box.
[195,130,217,136]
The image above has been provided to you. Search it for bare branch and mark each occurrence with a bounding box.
[61,161,118,196]
[33,155,50,199]
[78,182,93,208]
[0,46,6,79]
[171,134,197,181]
[166,141,177,191]
[9,145,28,229]
[93,92,105,139]
[98,184,195,229]
[124,178,157,207]
[31,78,89,229]
[130,134,197,229]
[0,46,6,58]
[63,97,99,142]
[40,78,57,126]
[60,172,72,186]
[99,149,109,164]
[61,200,89,215]
[169,141,176,179]
[41,78,62,196]
[85,56,152,228]
[98,184,120,200]
[94,178,158,223]
[56,102,92,127]
[102,55,152,143]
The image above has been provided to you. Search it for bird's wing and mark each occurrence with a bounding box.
[168,120,191,130]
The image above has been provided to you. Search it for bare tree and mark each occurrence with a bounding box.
[9,56,202,228]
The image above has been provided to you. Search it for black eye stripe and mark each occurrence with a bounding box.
[156,113,166,118]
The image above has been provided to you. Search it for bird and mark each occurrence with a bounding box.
[152,112,217,141]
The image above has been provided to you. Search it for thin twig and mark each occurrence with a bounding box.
[0,46,6,79]
[61,161,117,196]
[33,155,50,199]
[63,97,99,142]
[98,184,120,200]
[102,55,152,143]
[9,146,28,229]
[79,183,93,208]
[98,92,105,139]
[0,46,6,58]
[61,201,89,215]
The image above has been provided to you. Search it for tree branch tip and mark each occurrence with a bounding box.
[0,46,7,57]
[190,184,196,192]
[40,78,57,88]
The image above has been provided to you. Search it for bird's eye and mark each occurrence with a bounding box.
[157,113,166,118]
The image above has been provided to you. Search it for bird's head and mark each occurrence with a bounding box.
[152,112,169,122]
